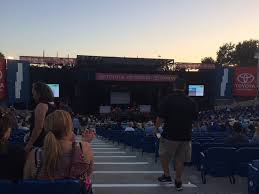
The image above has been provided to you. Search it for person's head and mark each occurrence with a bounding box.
[82,127,96,143]
[254,121,259,134]
[173,78,186,92]
[129,122,134,128]
[43,110,74,178]
[0,112,12,144]
[233,122,242,133]
[32,82,54,103]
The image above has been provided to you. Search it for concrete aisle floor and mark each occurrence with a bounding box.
[90,138,247,194]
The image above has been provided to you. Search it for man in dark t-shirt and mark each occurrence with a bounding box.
[155,78,198,191]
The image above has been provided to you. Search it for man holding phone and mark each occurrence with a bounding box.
[155,78,198,191]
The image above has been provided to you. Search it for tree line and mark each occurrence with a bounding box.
[2,39,259,67]
[202,39,259,67]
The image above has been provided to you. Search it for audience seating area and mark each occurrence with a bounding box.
[96,125,259,194]
[96,127,160,161]
[2,120,259,194]
[248,160,259,194]
[0,179,89,194]
[9,128,28,146]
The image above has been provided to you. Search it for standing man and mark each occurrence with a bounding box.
[155,78,198,191]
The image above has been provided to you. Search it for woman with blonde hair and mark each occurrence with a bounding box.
[24,110,93,190]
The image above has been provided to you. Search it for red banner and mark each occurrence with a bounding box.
[96,73,177,82]
[233,67,257,96]
[0,59,7,100]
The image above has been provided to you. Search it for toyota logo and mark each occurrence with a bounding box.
[237,73,255,84]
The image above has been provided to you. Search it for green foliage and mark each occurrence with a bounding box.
[216,40,259,67]
[216,43,236,66]
[0,52,4,59]
[201,57,216,64]
[234,39,259,66]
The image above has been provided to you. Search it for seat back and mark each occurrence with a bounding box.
[142,136,157,153]
[191,143,201,164]
[235,148,259,177]
[206,147,236,176]
[20,180,82,194]
[248,160,259,194]
[0,180,14,194]
[201,143,226,152]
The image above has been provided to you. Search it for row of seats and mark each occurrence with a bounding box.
[96,128,159,161]
[0,179,90,194]
[97,127,259,191]
[9,128,28,145]
[192,142,259,167]
[200,147,259,184]
[248,160,259,194]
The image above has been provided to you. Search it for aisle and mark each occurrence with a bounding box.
[91,138,198,194]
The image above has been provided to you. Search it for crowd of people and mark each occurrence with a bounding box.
[1,80,259,192]
[0,82,95,193]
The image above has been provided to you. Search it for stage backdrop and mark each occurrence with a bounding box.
[233,67,257,97]
[7,60,30,104]
[0,59,7,100]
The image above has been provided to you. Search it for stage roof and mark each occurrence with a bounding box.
[76,55,174,67]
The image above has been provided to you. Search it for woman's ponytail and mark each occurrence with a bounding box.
[43,131,61,178]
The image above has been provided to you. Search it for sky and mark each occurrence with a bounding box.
[1,0,259,62]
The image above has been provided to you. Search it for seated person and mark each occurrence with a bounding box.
[0,111,26,181]
[73,116,81,135]
[82,127,96,143]
[144,121,155,136]
[225,122,249,145]
[251,121,259,144]
[124,122,135,132]
[24,110,93,190]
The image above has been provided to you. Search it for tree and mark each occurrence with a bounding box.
[201,57,215,64]
[0,52,4,59]
[216,43,235,66]
[234,39,259,66]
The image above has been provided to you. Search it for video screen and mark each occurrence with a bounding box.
[188,85,204,97]
[47,84,59,97]
[110,92,130,104]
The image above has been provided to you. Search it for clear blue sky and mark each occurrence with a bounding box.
[1,0,259,62]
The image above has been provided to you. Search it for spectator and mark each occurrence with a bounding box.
[24,110,93,190]
[73,115,81,135]
[125,122,135,132]
[155,78,198,191]
[0,111,26,181]
[25,82,56,152]
[82,127,96,143]
[225,122,249,145]
[251,121,259,144]
[144,121,154,136]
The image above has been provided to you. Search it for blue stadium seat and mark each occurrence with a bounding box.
[131,132,144,150]
[142,136,157,155]
[201,143,226,152]
[0,180,15,194]
[20,180,84,194]
[111,130,123,144]
[235,148,259,177]
[191,142,201,168]
[123,132,135,148]
[248,160,259,194]
[200,147,236,184]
